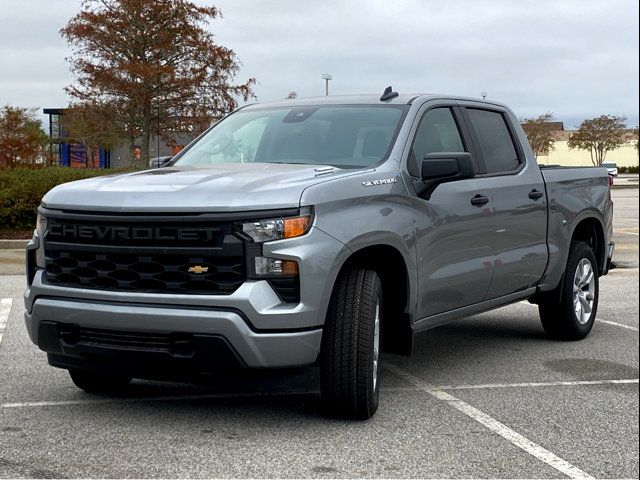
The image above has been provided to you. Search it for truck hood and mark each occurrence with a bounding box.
[42,163,355,212]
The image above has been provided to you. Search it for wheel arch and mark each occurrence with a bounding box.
[331,243,414,356]
[570,214,606,276]
[533,211,606,305]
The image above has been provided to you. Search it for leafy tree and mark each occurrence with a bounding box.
[568,115,628,166]
[521,112,557,158]
[0,106,48,168]
[61,103,122,167]
[286,91,298,99]
[61,0,256,164]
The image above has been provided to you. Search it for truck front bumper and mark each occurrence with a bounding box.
[24,225,350,373]
[25,294,322,371]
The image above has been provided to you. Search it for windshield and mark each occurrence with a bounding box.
[173,105,407,168]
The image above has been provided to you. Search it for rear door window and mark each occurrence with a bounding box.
[466,109,521,174]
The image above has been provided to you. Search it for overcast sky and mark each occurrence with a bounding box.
[0,0,638,129]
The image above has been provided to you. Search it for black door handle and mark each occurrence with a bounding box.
[529,189,544,200]
[471,194,489,206]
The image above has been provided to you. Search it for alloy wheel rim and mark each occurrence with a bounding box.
[372,300,380,392]
[573,258,595,325]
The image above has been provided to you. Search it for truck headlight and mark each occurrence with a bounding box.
[33,212,47,270]
[241,211,312,243]
[36,212,47,236]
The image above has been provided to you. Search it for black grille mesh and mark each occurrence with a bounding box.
[76,326,174,351]
[43,217,246,295]
[45,250,245,294]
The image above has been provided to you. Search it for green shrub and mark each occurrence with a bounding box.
[618,166,628,173]
[0,167,128,230]
[627,166,639,174]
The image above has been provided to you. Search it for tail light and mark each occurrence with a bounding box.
[608,175,614,188]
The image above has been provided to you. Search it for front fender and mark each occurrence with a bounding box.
[308,202,417,317]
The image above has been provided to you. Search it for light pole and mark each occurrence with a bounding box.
[322,73,332,96]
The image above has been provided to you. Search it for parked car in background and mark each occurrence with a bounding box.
[602,162,618,176]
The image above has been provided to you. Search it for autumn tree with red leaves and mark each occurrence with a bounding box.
[0,106,48,168]
[61,0,256,163]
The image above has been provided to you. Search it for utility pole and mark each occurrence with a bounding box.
[322,73,333,96]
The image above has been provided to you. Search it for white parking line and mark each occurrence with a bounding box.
[433,378,639,391]
[1,390,315,409]
[0,378,639,408]
[0,298,13,347]
[385,363,595,480]
[599,319,639,332]
[3,379,637,409]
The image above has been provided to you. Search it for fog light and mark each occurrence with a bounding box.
[254,257,298,276]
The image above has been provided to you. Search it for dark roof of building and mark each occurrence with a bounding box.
[544,121,565,131]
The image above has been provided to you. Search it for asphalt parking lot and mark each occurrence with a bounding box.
[0,188,637,479]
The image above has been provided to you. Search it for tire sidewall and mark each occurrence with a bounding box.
[563,242,599,336]
[367,285,382,413]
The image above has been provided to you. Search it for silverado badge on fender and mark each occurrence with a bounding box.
[362,178,397,187]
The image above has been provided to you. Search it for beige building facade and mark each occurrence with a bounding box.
[535,130,638,167]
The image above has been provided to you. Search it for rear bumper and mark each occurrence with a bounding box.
[25,297,322,370]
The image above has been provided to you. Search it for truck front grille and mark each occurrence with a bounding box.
[43,215,246,295]
[45,250,245,294]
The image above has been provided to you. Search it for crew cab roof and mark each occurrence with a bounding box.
[242,93,510,110]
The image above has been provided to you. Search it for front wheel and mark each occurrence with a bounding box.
[320,268,382,419]
[539,241,599,340]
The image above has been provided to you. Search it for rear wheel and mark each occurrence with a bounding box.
[539,241,599,340]
[69,370,131,394]
[321,268,381,419]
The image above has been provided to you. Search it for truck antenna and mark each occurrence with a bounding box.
[380,86,399,101]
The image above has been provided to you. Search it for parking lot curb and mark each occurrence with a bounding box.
[0,239,28,250]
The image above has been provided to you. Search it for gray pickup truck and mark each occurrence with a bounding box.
[25,89,614,419]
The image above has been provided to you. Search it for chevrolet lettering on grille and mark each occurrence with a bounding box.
[48,224,218,242]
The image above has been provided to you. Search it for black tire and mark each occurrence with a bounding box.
[320,268,382,420]
[69,369,131,394]
[539,241,599,340]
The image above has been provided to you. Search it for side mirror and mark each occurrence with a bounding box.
[421,152,475,183]
[150,156,173,168]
